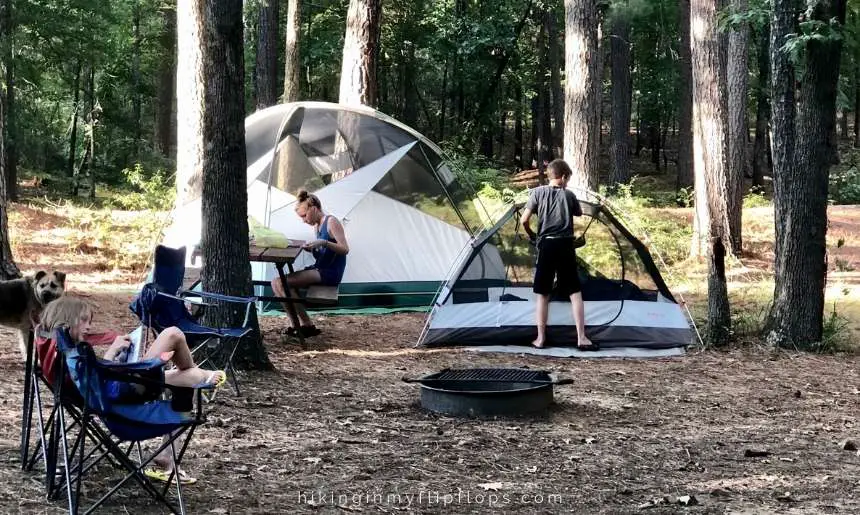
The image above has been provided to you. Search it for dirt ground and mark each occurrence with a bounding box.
[1,295,859,514]
[2,200,860,513]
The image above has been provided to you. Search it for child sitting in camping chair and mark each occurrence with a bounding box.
[39,295,225,484]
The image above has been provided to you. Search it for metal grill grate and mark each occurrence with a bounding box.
[430,368,547,383]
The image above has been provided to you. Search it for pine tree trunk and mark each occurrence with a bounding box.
[855,61,860,148]
[402,42,418,126]
[2,0,16,202]
[535,18,552,166]
[514,81,523,169]
[546,7,564,157]
[691,0,731,345]
[255,0,279,109]
[609,13,631,188]
[283,0,301,102]
[132,0,141,159]
[726,0,748,254]
[175,0,206,207]
[67,62,81,182]
[0,65,18,279]
[676,0,694,190]
[439,58,447,141]
[839,109,848,138]
[339,0,381,106]
[766,0,845,348]
[156,1,176,158]
[751,24,770,189]
[563,0,600,191]
[199,0,269,370]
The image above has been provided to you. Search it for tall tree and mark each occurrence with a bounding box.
[255,0,279,109]
[131,0,142,159]
[751,23,770,188]
[175,0,205,207]
[563,0,600,190]
[156,1,177,158]
[1,0,16,201]
[765,0,846,348]
[199,0,269,369]
[339,0,382,106]
[609,7,632,188]
[726,0,749,254]
[282,0,301,102]
[676,0,694,190]
[0,73,16,280]
[546,5,564,157]
[691,0,731,345]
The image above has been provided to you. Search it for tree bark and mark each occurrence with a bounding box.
[175,0,206,207]
[514,81,523,169]
[339,0,381,106]
[67,62,81,181]
[751,23,770,188]
[609,11,631,188]
[691,0,731,344]
[535,16,552,167]
[156,1,176,158]
[283,0,301,103]
[563,0,600,191]
[726,0,749,254]
[855,60,860,148]
[132,0,141,159]
[765,0,846,348]
[0,51,18,279]
[2,0,16,202]
[254,0,279,110]
[676,0,694,190]
[200,0,269,369]
[546,7,565,157]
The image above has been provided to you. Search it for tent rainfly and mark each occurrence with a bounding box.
[163,102,494,307]
[418,192,694,353]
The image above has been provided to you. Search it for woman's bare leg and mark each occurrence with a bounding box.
[270,269,321,327]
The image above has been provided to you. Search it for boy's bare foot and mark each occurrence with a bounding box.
[577,336,599,351]
[531,338,545,349]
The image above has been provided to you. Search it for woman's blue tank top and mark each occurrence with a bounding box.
[313,215,347,276]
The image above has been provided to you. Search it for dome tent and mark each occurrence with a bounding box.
[164,102,499,307]
[417,189,695,356]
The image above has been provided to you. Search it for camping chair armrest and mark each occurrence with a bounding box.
[180,290,258,328]
[180,290,257,305]
[96,357,166,371]
[155,290,216,308]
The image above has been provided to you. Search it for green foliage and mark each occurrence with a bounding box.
[601,181,692,266]
[829,162,860,205]
[743,188,772,208]
[104,164,175,211]
[815,297,853,353]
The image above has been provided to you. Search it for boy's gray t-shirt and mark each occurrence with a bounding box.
[526,185,582,239]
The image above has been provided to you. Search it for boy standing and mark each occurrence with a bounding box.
[520,159,596,350]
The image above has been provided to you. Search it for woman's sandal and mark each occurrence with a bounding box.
[285,325,322,338]
[144,467,198,485]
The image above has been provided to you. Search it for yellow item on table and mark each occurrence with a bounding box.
[248,217,291,248]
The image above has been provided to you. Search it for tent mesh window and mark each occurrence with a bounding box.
[446,202,666,305]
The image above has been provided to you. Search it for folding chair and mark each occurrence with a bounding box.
[51,327,211,515]
[131,245,256,395]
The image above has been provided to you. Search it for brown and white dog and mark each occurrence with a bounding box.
[0,271,66,359]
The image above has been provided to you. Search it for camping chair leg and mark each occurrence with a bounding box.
[20,338,34,469]
[225,337,242,395]
[27,385,54,473]
[56,403,78,514]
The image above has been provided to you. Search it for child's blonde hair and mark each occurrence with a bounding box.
[40,296,93,333]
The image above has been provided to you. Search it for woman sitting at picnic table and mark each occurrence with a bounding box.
[271,188,349,337]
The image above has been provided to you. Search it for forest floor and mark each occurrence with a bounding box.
[0,193,859,513]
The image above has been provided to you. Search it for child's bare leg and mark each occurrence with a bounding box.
[144,327,195,370]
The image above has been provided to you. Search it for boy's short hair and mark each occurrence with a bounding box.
[546,159,572,180]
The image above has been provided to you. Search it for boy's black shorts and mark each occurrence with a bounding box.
[533,237,581,296]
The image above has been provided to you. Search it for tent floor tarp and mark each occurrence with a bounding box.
[464,345,686,359]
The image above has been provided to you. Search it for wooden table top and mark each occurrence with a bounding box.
[248,243,305,263]
[193,241,306,264]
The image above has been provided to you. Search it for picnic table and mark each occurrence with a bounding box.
[193,242,311,348]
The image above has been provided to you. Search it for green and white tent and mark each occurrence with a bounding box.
[164,101,494,307]
[417,191,695,356]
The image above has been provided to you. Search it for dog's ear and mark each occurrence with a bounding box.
[53,271,66,285]
[34,270,47,282]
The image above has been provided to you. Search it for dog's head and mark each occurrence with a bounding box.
[32,270,66,306]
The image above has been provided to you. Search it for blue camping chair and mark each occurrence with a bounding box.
[130,245,256,395]
[51,327,211,515]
